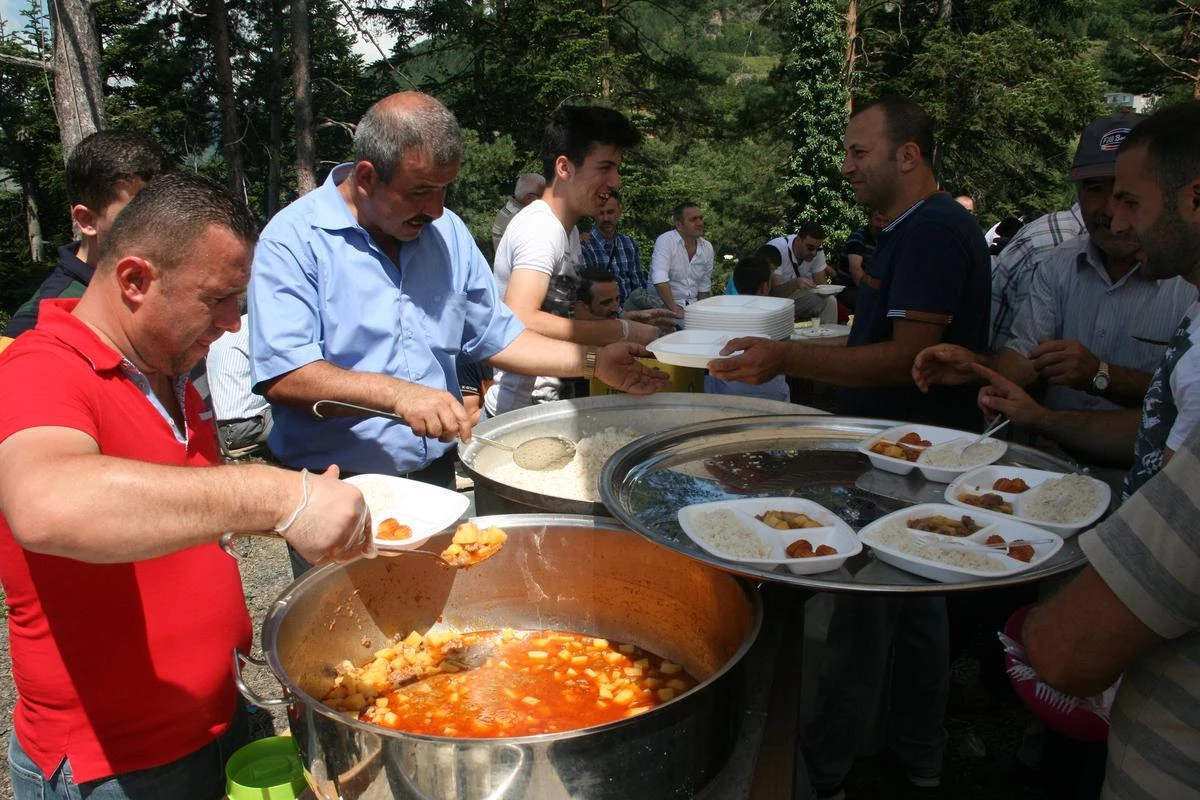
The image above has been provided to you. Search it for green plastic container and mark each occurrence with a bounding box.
[225,736,307,800]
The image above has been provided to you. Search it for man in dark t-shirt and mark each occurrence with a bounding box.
[839,192,990,429]
[711,96,989,800]
[709,99,990,430]
[5,131,168,338]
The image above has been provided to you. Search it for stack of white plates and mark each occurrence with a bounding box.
[683,295,794,340]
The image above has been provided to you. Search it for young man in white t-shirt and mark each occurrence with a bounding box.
[487,106,665,416]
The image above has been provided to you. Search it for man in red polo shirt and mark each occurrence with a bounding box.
[0,172,374,800]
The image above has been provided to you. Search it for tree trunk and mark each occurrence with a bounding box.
[210,0,247,202]
[49,0,105,160]
[292,0,316,196]
[267,0,283,216]
[844,0,857,103]
[25,189,44,262]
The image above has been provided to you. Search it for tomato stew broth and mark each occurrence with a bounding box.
[328,629,697,739]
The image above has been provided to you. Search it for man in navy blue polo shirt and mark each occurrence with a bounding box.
[710,97,990,431]
[712,96,990,800]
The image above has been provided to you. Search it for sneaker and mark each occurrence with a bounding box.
[906,770,942,789]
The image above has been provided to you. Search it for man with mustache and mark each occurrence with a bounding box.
[249,94,668,525]
[915,112,1196,424]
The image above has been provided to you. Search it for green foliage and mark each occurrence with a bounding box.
[777,0,859,250]
[449,130,522,255]
[894,24,1105,215]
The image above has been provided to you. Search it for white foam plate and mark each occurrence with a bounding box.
[791,324,851,340]
[685,295,795,314]
[678,497,862,575]
[648,329,769,368]
[344,474,470,551]
[944,466,1111,538]
[812,284,845,295]
[857,424,1007,483]
[859,502,1063,583]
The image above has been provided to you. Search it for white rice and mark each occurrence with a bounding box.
[869,517,1004,573]
[486,426,642,502]
[917,438,1005,470]
[1021,474,1103,523]
[690,509,772,558]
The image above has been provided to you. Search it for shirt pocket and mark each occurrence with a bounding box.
[417,291,469,354]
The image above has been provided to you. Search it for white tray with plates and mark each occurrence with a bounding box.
[648,329,768,368]
[859,502,1064,583]
[857,423,1008,483]
[944,466,1111,538]
[678,496,862,575]
[344,474,470,550]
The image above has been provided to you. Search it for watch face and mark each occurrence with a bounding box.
[1094,374,1110,391]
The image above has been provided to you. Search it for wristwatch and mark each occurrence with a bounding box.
[582,347,598,380]
[1091,360,1110,394]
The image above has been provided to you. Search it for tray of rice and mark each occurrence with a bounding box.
[678,497,861,575]
[858,502,1063,583]
[944,466,1111,537]
[857,423,1007,483]
[343,474,470,551]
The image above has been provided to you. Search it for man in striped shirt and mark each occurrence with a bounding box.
[989,112,1145,350]
[1014,102,1200,797]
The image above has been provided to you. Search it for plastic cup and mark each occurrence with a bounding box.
[225,736,308,800]
[810,316,821,332]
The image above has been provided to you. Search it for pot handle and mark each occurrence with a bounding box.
[232,648,292,709]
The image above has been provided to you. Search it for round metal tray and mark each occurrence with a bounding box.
[458,393,819,516]
[600,415,1098,594]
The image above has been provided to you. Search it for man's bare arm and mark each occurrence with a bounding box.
[974,364,1140,464]
[710,319,946,387]
[1025,566,1161,698]
[654,281,682,314]
[0,427,371,564]
[1029,339,1151,408]
[261,360,470,443]
[485,334,669,395]
[505,269,653,345]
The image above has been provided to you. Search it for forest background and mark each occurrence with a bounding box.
[0,0,1198,321]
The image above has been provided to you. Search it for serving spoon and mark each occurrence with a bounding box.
[311,399,577,471]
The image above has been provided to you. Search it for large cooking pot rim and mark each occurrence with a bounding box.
[260,514,763,745]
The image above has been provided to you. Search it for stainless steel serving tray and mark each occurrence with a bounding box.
[459,393,818,516]
[600,415,1099,593]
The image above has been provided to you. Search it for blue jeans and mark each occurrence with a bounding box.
[9,702,250,800]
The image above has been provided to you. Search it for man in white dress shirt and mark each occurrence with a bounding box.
[766,221,838,322]
[650,202,714,314]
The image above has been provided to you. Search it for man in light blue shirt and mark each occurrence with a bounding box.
[249,92,667,484]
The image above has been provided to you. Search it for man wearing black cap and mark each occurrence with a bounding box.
[990,113,1145,351]
[915,110,1198,427]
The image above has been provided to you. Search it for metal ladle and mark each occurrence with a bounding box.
[311,399,577,471]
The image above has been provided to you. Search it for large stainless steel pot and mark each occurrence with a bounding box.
[459,393,822,516]
[241,515,762,799]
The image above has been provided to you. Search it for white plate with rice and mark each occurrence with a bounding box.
[857,423,1008,483]
[858,502,1064,583]
[944,466,1111,537]
[343,474,470,551]
[677,497,862,575]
